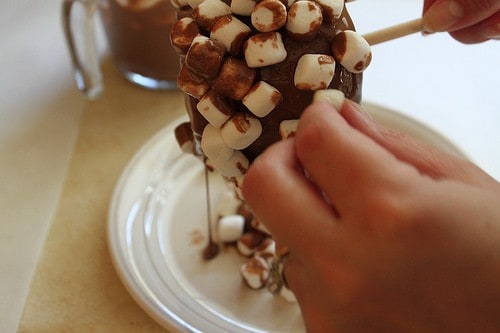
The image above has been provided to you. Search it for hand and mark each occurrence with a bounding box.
[242,100,500,332]
[422,0,500,43]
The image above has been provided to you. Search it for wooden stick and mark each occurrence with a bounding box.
[363,18,424,46]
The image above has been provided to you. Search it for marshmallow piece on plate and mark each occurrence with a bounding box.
[192,0,232,30]
[286,1,323,40]
[196,90,234,128]
[230,0,257,16]
[331,30,372,73]
[242,81,283,118]
[217,214,245,242]
[294,54,336,90]
[177,63,210,99]
[313,89,345,110]
[237,231,267,256]
[251,0,287,32]
[279,119,299,139]
[314,0,344,23]
[201,124,234,161]
[209,150,249,177]
[185,35,225,79]
[240,256,270,290]
[212,57,256,100]
[210,16,252,56]
[221,113,262,150]
[170,17,200,54]
[244,32,287,68]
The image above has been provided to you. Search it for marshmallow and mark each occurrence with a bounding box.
[217,214,245,243]
[294,54,336,90]
[286,1,323,40]
[174,122,196,154]
[279,119,299,139]
[177,63,210,99]
[331,30,372,73]
[237,231,267,256]
[313,89,345,110]
[216,189,242,216]
[251,0,287,32]
[209,150,249,177]
[221,113,262,150]
[192,0,232,30]
[314,0,344,23]
[170,17,200,54]
[244,32,287,68]
[230,0,257,16]
[210,16,252,56]
[201,124,235,161]
[242,81,283,118]
[185,35,225,79]
[240,256,270,289]
[196,90,234,128]
[212,57,256,100]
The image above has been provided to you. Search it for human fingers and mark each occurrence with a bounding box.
[422,0,500,42]
[295,102,420,217]
[448,10,500,43]
[242,139,338,257]
[340,100,500,192]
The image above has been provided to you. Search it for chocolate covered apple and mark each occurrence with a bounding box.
[170,0,371,297]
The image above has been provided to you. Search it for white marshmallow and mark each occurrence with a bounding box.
[209,150,249,177]
[230,0,256,15]
[332,30,372,73]
[251,0,287,32]
[216,189,242,216]
[280,285,297,302]
[217,214,245,243]
[240,256,270,290]
[196,90,234,128]
[313,89,345,110]
[279,119,299,139]
[244,32,287,68]
[193,0,232,30]
[221,113,262,150]
[177,64,210,99]
[286,1,323,40]
[201,124,234,161]
[242,81,283,118]
[314,0,344,21]
[210,16,252,55]
[294,54,336,90]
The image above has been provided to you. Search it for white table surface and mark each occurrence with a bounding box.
[0,0,498,332]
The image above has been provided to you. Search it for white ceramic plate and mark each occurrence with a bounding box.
[108,103,466,332]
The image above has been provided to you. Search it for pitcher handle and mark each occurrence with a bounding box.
[62,0,103,99]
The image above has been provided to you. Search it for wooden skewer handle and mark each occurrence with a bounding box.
[363,18,424,46]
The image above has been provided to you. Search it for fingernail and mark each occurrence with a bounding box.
[312,89,346,111]
[423,0,464,33]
